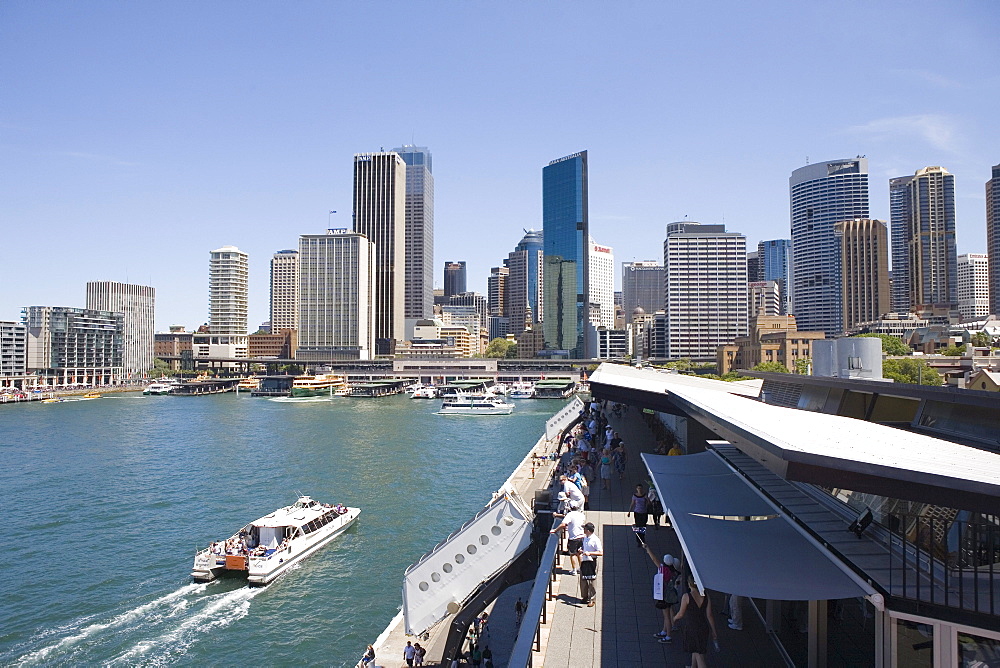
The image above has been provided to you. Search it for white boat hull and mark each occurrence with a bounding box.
[192,507,360,586]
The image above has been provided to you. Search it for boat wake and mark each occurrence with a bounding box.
[10,582,263,667]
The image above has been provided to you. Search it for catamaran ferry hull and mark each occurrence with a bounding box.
[192,498,360,586]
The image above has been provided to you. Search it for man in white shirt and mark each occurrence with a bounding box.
[560,476,585,508]
[579,522,604,606]
[550,501,586,575]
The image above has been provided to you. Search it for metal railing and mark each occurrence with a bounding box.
[887,514,999,616]
[508,531,560,667]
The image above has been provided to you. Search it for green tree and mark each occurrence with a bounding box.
[794,358,811,375]
[852,333,909,356]
[971,331,993,349]
[940,344,966,356]
[665,358,692,372]
[149,358,173,378]
[752,361,789,373]
[485,337,515,358]
[883,358,942,386]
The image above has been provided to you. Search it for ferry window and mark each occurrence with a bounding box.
[491,526,502,536]
[479,535,490,545]
[418,581,429,591]
[442,563,453,573]
[466,545,477,555]
[454,554,465,564]
[958,632,1000,666]
[431,572,441,582]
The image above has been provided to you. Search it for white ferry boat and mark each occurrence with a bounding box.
[438,393,514,415]
[192,496,360,586]
[290,373,348,398]
[237,377,261,391]
[410,385,438,399]
[143,380,179,395]
[508,382,535,399]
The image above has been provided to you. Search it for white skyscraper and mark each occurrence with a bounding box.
[588,237,615,329]
[270,250,299,332]
[353,152,406,351]
[296,230,375,361]
[86,281,155,379]
[209,246,249,335]
[664,222,748,359]
[957,253,990,321]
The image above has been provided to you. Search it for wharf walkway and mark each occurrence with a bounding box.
[535,407,787,668]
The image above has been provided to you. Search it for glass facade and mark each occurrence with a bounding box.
[542,151,588,357]
[988,164,1000,317]
[758,239,792,315]
[889,175,914,312]
[908,167,957,308]
[393,146,434,320]
[790,159,870,337]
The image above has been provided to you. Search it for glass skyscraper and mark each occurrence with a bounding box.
[907,166,957,308]
[757,239,792,315]
[542,151,589,357]
[789,158,869,336]
[988,164,1000,317]
[392,146,434,320]
[889,175,914,313]
[621,261,663,323]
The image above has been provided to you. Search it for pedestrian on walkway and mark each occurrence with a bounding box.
[578,522,603,606]
[403,640,416,667]
[674,577,719,668]
[648,485,664,529]
[627,484,650,547]
[414,642,426,666]
[514,597,525,626]
[550,501,586,575]
[599,449,613,490]
[644,545,680,643]
[612,440,628,480]
[726,593,744,630]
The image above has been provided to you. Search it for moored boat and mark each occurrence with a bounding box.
[192,496,360,586]
[410,385,438,399]
[290,373,348,398]
[438,392,514,415]
[143,380,179,395]
[508,382,535,399]
[237,377,261,391]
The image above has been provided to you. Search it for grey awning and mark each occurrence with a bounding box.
[644,452,874,601]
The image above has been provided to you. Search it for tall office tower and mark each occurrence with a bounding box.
[85,281,155,380]
[487,265,509,316]
[353,152,406,348]
[393,145,434,319]
[23,306,123,385]
[835,219,890,333]
[889,175,915,312]
[443,261,467,297]
[543,151,589,357]
[622,261,664,324]
[208,246,248,334]
[447,292,489,328]
[589,238,614,329]
[296,230,375,360]
[789,158,869,336]
[270,250,299,332]
[505,229,544,331]
[957,253,990,321]
[747,251,761,284]
[758,239,792,315]
[987,164,1000,316]
[664,222,748,359]
[907,166,957,309]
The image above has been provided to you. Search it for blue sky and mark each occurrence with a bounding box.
[2,1,998,330]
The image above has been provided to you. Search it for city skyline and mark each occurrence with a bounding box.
[1,3,997,330]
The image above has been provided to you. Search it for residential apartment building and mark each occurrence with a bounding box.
[543,151,589,357]
[353,152,406,349]
[790,158,870,336]
[621,261,664,325]
[487,265,509,317]
[664,222,748,359]
[296,230,375,361]
[195,246,249,366]
[835,218,890,334]
[957,253,990,321]
[589,238,615,330]
[0,321,27,387]
[270,250,299,332]
[393,145,434,320]
[85,281,155,380]
[23,306,123,385]
[154,327,193,370]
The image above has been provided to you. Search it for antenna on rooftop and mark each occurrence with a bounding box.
[806,156,810,165]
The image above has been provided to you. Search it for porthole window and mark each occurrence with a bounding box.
[479,535,489,545]
[431,572,441,582]
[455,554,465,564]
[491,526,502,536]
[442,563,453,573]
[418,581,429,591]
[467,544,477,555]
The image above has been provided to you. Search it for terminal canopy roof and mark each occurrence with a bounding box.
[643,451,874,601]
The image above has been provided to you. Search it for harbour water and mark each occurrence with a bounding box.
[0,392,555,666]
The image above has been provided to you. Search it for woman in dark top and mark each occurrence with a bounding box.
[627,484,649,547]
[673,576,718,668]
